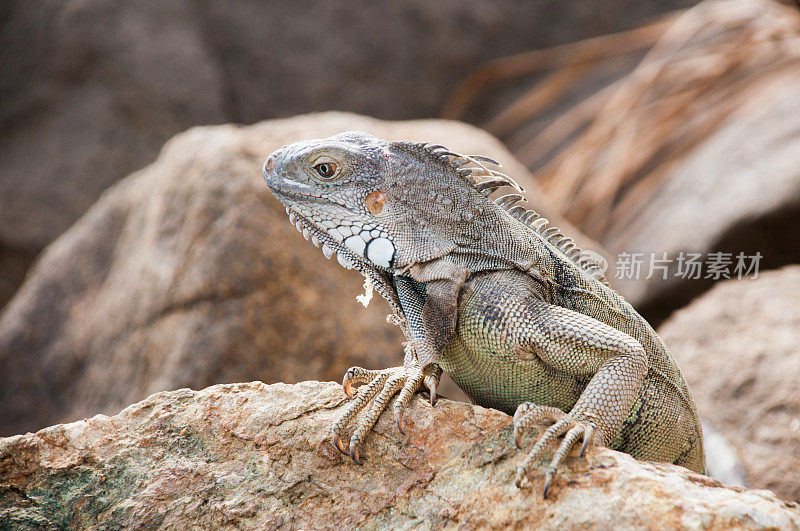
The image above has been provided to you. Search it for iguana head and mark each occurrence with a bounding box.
[263,131,521,274]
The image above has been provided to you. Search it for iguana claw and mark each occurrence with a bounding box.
[542,472,554,499]
[512,402,598,499]
[427,378,437,406]
[349,446,363,466]
[332,364,438,463]
[343,381,354,398]
[514,429,527,450]
[395,412,407,435]
[580,424,595,457]
[334,436,348,455]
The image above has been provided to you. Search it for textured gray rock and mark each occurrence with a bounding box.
[659,266,800,502]
[1,381,798,529]
[0,111,589,437]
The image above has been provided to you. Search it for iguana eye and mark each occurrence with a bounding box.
[314,162,337,178]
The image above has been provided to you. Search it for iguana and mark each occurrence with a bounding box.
[263,131,704,497]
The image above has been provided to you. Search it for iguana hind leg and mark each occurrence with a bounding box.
[453,272,648,498]
[509,298,648,497]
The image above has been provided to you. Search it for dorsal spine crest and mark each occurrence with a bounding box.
[413,141,611,286]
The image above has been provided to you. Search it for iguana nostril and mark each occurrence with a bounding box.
[264,156,275,173]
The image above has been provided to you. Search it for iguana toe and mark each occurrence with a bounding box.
[513,403,598,498]
[342,366,381,398]
[512,403,565,448]
[392,368,426,435]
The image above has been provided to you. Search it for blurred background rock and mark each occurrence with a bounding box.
[0,0,695,309]
[1,0,799,502]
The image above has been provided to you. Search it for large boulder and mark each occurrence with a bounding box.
[0,0,694,310]
[0,0,228,265]
[659,266,800,502]
[0,111,593,436]
[2,380,798,529]
[610,73,800,323]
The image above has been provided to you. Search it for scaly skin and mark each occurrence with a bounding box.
[263,131,704,498]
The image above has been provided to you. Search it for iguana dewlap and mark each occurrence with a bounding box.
[263,131,704,497]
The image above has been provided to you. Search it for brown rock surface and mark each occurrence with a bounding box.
[0,0,693,308]
[659,266,800,502]
[0,111,591,437]
[2,381,798,529]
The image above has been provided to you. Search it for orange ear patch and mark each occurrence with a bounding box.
[365,191,386,215]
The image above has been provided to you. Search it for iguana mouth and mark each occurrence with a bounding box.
[266,175,331,205]
[282,206,366,272]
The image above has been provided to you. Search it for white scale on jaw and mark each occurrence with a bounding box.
[286,207,395,269]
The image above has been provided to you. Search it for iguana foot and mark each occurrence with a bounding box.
[332,364,439,464]
[512,402,596,498]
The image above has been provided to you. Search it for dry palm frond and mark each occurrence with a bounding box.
[441,15,679,122]
[443,0,800,241]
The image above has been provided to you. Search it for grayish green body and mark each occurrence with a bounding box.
[263,131,704,495]
[447,270,702,467]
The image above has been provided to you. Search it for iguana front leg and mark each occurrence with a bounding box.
[331,261,467,464]
[332,362,441,463]
[510,299,648,497]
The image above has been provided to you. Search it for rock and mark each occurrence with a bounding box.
[1,381,798,529]
[606,66,800,324]
[659,266,800,502]
[0,0,693,310]
[0,111,593,436]
[0,0,227,251]
[0,244,36,316]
